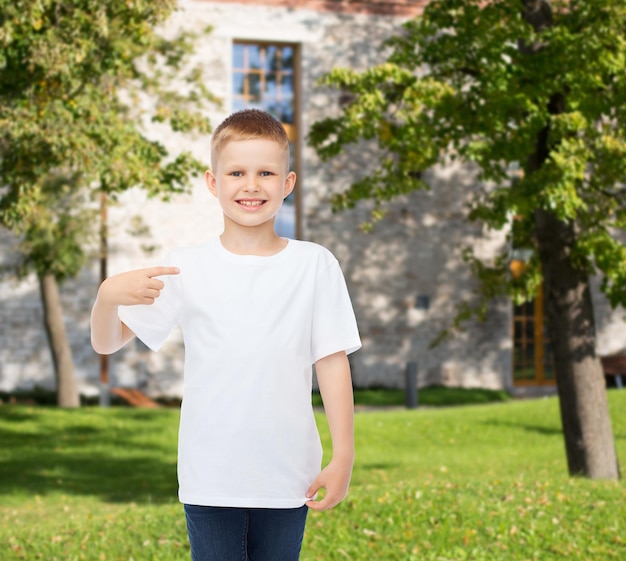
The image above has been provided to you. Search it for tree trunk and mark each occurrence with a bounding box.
[39,273,80,408]
[534,208,619,479]
[520,0,619,480]
[528,99,620,480]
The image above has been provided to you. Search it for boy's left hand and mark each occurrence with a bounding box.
[305,458,353,511]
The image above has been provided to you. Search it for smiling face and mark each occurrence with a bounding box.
[206,138,296,235]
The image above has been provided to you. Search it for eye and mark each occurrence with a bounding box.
[260,171,274,177]
[229,171,243,177]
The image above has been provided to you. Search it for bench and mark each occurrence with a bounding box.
[111,387,161,408]
[600,355,626,390]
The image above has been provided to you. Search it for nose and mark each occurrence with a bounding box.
[242,175,260,192]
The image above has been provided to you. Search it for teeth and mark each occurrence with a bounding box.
[239,200,264,206]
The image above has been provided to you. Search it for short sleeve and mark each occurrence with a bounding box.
[117,256,183,351]
[310,259,361,363]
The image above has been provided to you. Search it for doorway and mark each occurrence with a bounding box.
[512,279,556,387]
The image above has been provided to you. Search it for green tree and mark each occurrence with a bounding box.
[0,0,216,406]
[309,0,625,479]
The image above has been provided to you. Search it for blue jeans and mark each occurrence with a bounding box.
[184,504,308,561]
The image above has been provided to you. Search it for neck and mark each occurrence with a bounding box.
[220,223,287,256]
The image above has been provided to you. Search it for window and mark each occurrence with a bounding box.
[232,42,299,238]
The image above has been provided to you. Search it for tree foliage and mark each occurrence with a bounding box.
[0,0,217,280]
[0,0,217,406]
[309,0,624,479]
[309,0,626,324]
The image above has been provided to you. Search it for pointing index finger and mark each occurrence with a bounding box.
[144,266,180,278]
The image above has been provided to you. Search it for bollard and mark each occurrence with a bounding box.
[405,361,418,409]
[100,382,111,408]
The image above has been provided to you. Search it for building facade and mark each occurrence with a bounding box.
[1,0,625,398]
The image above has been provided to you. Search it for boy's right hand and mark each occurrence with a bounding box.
[98,267,180,307]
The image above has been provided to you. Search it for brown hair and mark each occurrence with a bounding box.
[210,109,290,171]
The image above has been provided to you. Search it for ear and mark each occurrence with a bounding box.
[283,171,296,199]
[205,169,218,198]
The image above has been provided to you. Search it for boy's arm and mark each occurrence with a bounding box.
[306,350,355,511]
[90,266,179,355]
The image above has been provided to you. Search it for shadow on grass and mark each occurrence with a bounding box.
[360,462,401,471]
[481,419,563,436]
[313,387,511,408]
[0,407,179,504]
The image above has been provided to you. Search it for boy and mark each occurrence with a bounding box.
[90,109,361,561]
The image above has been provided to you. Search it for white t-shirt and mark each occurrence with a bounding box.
[118,237,361,508]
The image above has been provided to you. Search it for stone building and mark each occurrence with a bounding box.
[1,0,625,399]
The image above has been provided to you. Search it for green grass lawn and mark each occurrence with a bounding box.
[1,391,625,560]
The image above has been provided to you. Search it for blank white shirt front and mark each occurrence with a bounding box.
[118,237,361,508]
